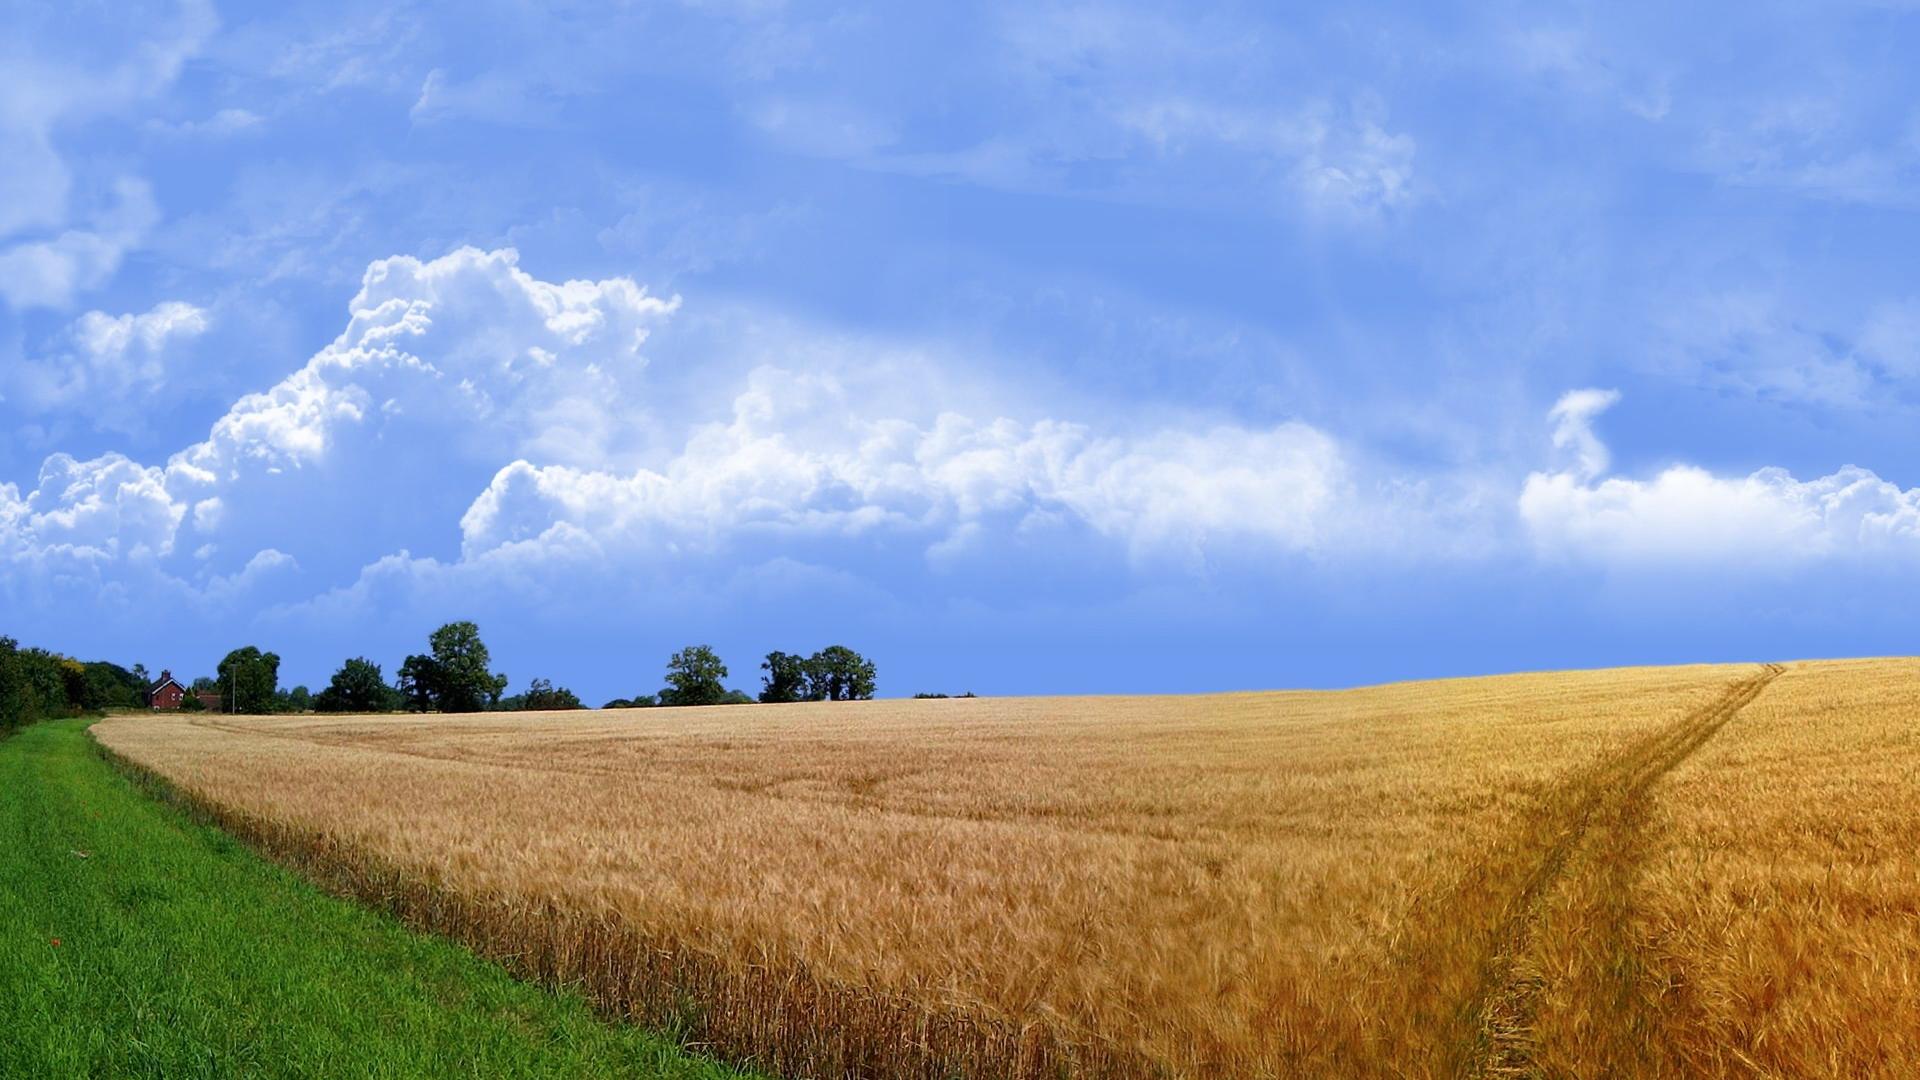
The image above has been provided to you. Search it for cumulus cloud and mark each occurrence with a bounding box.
[457,367,1344,567]
[1,246,677,585]
[0,453,182,565]
[0,246,1352,621]
[1521,389,1920,565]
[10,299,210,410]
[174,245,673,473]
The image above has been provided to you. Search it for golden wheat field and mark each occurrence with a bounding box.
[91,658,1920,1079]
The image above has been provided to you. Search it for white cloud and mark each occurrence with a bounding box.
[1,246,1358,618]
[2,246,678,584]
[457,367,1345,567]
[0,453,183,565]
[1522,389,1920,565]
[1545,388,1620,480]
[0,179,160,310]
[74,300,210,359]
[180,245,674,471]
[0,2,213,308]
[7,297,210,420]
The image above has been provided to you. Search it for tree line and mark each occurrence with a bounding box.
[4,622,897,727]
[601,642,876,708]
[1,636,152,736]
[230,622,882,714]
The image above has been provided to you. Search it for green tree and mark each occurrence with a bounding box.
[0,637,33,734]
[81,662,145,710]
[287,685,313,712]
[217,647,282,714]
[659,645,729,707]
[758,651,812,703]
[58,659,88,711]
[600,693,656,710]
[425,622,508,713]
[395,655,438,712]
[521,678,584,711]
[15,649,73,717]
[805,645,877,701]
[76,663,113,711]
[315,658,394,713]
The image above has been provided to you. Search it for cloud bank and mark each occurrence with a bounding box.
[1,248,1353,620]
[11,246,1920,659]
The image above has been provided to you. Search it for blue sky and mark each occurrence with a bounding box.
[6,1,1920,701]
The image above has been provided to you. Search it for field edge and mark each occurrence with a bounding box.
[3,718,750,1079]
[88,724,1162,1080]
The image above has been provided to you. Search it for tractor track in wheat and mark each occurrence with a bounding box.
[1460,663,1783,1077]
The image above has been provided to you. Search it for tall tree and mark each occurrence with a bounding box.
[217,646,282,714]
[806,645,878,701]
[659,645,729,707]
[397,654,438,712]
[426,621,508,713]
[315,658,394,713]
[759,651,812,703]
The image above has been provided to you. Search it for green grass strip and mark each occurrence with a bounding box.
[0,718,756,1079]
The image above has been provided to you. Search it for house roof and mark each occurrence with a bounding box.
[150,676,183,693]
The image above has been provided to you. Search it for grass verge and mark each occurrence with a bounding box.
[0,718,755,1079]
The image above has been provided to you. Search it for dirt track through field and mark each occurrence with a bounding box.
[1462,663,1784,1077]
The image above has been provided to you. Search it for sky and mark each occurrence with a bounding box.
[5,1,1920,702]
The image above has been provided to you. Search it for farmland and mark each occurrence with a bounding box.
[91,659,1920,1078]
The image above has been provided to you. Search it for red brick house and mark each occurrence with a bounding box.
[194,690,222,710]
[148,670,186,710]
